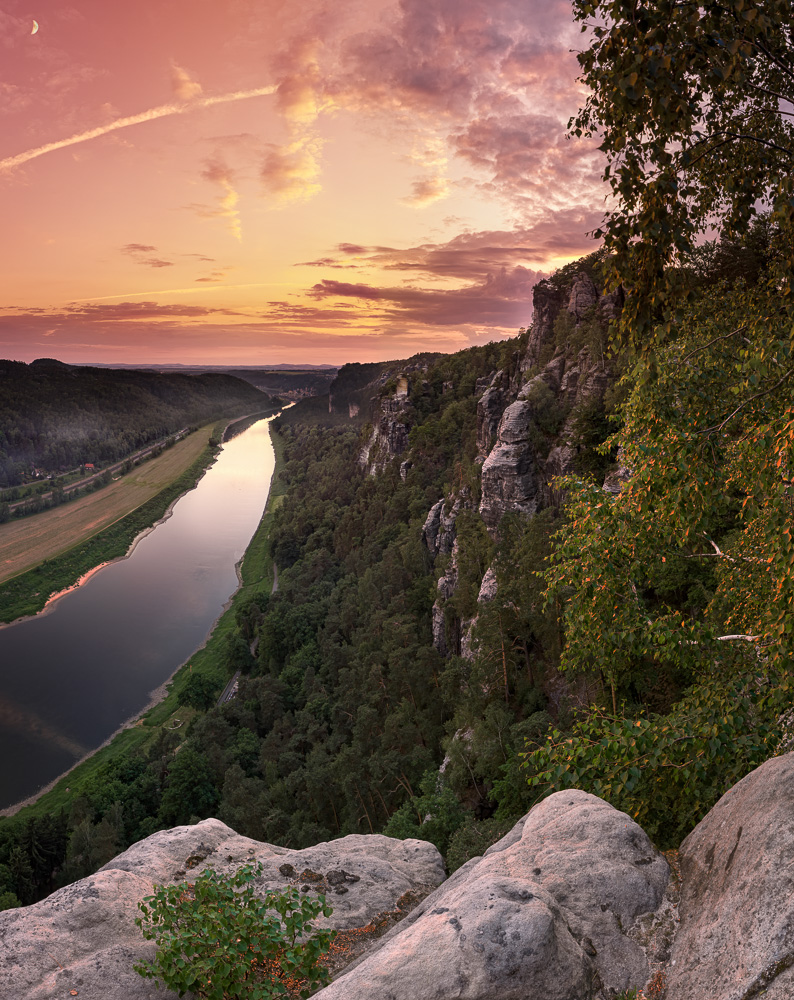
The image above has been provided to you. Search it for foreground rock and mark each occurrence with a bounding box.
[0,818,445,1000]
[314,790,670,1000]
[9,752,794,1000]
[666,752,794,1000]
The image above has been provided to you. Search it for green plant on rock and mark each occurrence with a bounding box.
[134,862,335,999]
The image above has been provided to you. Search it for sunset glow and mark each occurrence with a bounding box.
[1,0,606,365]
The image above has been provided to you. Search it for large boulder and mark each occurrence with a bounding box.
[0,818,445,1000]
[313,790,670,1000]
[666,752,794,1000]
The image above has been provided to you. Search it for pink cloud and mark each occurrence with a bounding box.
[309,264,540,328]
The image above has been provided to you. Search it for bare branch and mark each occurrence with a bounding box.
[701,368,794,434]
[746,81,794,105]
[686,536,767,564]
[680,325,747,363]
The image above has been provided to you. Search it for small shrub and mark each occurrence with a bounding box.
[134,862,335,999]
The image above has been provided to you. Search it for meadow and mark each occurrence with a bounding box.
[0,426,213,586]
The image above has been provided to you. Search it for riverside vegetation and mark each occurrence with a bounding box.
[0,0,791,962]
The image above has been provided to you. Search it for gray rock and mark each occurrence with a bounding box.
[477,370,509,455]
[0,819,445,1000]
[599,284,624,322]
[603,447,631,494]
[666,753,794,1000]
[477,566,498,603]
[314,790,669,1000]
[431,599,449,657]
[0,869,167,1000]
[432,541,460,655]
[558,363,580,405]
[567,273,598,321]
[422,492,473,559]
[359,393,412,474]
[479,399,539,531]
[522,281,567,370]
[422,499,444,556]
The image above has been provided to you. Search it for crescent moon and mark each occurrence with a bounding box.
[31,20,39,34]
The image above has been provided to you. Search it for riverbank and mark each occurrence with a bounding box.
[0,421,286,821]
[0,406,283,624]
[0,426,218,586]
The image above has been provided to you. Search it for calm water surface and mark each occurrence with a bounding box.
[0,417,276,810]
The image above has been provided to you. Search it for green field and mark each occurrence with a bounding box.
[0,425,233,624]
[0,427,215,585]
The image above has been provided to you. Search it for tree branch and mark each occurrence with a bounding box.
[680,325,747,363]
[746,81,794,105]
[701,368,794,434]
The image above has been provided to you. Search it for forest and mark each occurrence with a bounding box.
[0,359,272,488]
[0,0,791,918]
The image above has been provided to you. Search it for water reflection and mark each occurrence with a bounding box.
[0,417,276,809]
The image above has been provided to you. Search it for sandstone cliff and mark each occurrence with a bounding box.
[423,264,620,659]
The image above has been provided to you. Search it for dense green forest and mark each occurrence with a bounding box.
[0,359,272,487]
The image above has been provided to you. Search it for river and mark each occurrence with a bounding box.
[0,415,276,811]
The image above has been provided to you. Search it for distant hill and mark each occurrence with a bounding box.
[81,363,340,400]
[0,360,273,487]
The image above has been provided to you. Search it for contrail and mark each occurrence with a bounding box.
[0,86,277,172]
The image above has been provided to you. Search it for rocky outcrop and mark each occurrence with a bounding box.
[477,566,497,603]
[567,272,599,321]
[599,284,625,323]
[479,398,540,531]
[666,753,794,1000]
[0,819,445,1000]
[6,756,794,1000]
[314,790,670,1000]
[359,390,412,475]
[422,491,473,560]
[522,280,568,370]
[479,272,619,534]
[603,446,631,494]
[477,370,510,456]
[432,540,460,656]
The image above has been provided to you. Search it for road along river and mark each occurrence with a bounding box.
[0,415,277,810]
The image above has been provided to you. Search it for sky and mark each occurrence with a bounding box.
[0,0,606,366]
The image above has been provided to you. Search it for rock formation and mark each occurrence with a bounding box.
[4,756,794,999]
[313,791,670,1000]
[665,752,794,1000]
[476,370,510,457]
[479,398,540,531]
[359,389,412,475]
[0,818,444,1000]
[478,272,616,537]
